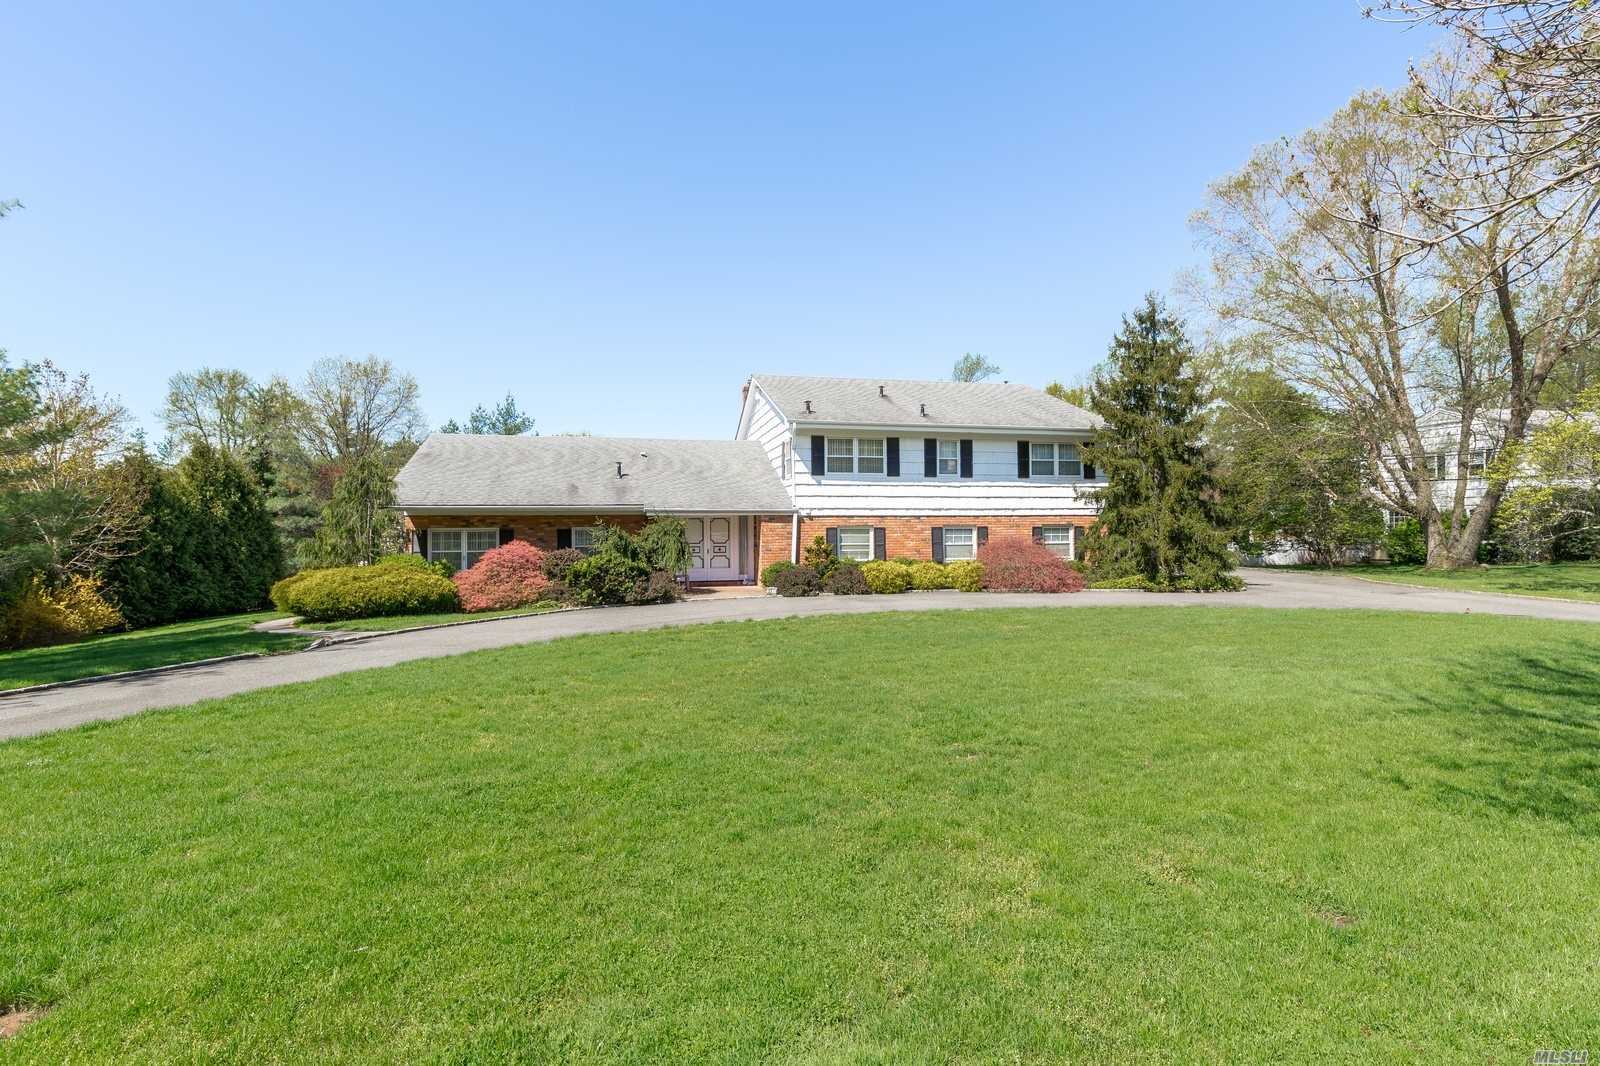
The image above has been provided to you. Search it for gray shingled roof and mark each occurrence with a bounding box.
[395,435,794,513]
[751,373,1100,431]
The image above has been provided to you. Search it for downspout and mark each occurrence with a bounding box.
[791,511,800,564]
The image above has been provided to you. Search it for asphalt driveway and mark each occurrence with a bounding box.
[5,568,1600,741]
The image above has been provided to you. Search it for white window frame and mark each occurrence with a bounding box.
[937,439,960,477]
[427,527,499,571]
[836,526,873,562]
[826,436,887,475]
[1422,452,1451,480]
[1467,448,1496,476]
[1040,525,1075,560]
[943,526,977,561]
[571,526,597,553]
[1030,441,1083,478]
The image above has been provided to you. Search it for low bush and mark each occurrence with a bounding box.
[376,553,455,579]
[628,570,680,605]
[823,563,869,595]
[1,575,124,649]
[889,556,922,566]
[542,548,585,582]
[565,553,650,606]
[1087,574,1153,590]
[977,539,1085,593]
[774,565,822,597]
[909,561,950,590]
[1383,518,1427,565]
[944,560,984,593]
[861,561,913,594]
[281,564,459,622]
[452,541,551,612]
[269,570,319,613]
[761,560,796,587]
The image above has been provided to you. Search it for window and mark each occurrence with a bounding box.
[937,439,960,476]
[826,437,886,475]
[837,526,873,562]
[428,528,499,571]
[1421,453,1451,480]
[943,526,977,561]
[571,526,597,553]
[1040,525,1074,560]
[1467,448,1496,476]
[1030,442,1083,477]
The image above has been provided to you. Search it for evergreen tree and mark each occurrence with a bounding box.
[1085,296,1237,590]
[306,453,400,566]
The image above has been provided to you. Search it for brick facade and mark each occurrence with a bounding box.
[758,514,1096,571]
[403,513,648,553]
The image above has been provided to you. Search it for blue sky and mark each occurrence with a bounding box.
[1,2,1439,440]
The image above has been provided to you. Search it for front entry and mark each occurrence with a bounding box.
[684,515,740,583]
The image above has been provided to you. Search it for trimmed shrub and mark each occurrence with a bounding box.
[0,575,124,649]
[889,556,922,566]
[542,548,585,582]
[1383,518,1427,565]
[823,563,869,595]
[628,569,680,605]
[861,561,913,594]
[760,560,796,587]
[566,553,649,606]
[802,535,837,577]
[909,561,950,590]
[375,553,453,578]
[270,570,319,613]
[452,541,551,612]
[774,565,822,597]
[977,539,1085,593]
[944,560,984,593]
[1087,574,1153,590]
[282,564,459,622]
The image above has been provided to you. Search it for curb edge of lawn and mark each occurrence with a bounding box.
[0,651,275,699]
[1337,571,1600,606]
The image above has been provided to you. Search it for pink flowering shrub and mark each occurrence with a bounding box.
[451,540,552,612]
[976,538,1085,593]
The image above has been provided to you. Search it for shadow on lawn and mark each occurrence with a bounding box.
[1396,644,1600,834]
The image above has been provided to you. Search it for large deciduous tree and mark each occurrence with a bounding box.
[1084,296,1236,590]
[162,368,303,458]
[297,355,425,464]
[1193,89,1600,568]
[952,353,1001,382]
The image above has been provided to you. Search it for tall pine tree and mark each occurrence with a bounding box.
[1085,295,1238,590]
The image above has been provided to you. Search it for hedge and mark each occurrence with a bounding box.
[280,561,459,621]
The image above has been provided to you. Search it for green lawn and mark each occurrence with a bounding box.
[1327,560,1600,602]
[0,612,312,692]
[2,607,1596,1061]
[315,602,563,632]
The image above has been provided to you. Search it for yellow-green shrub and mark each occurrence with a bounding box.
[281,564,459,622]
[908,561,950,590]
[861,561,913,594]
[269,570,322,613]
[1,575,124,648]
[944,560,984,593]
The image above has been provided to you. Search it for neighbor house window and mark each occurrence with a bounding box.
[571,527,597,553]
[1030,442,1083,477]
[1421,453,1450,480]
[826,437,886,475]
[1467,448,1496,476]
[837,526,873,562]
[937,439,960,476]
[943,526,977,561]
[428,528,499,571]
[1040,525,1075,560]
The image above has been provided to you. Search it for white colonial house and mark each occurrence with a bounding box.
[395,373,1102,584]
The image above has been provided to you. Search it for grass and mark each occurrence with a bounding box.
[2,607,1597,1061]
[1310,560,1600,602]
[315,601,563,632]
[0,612,312,692]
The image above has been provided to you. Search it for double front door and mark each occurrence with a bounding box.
[684,515,739,582]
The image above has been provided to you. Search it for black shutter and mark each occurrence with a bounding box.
[498,526,514,546]
[1031,526,1043,543]
[886,437,900,477]
[873,527,887,560]
[825,527,839,556]
[923,438,937,477]
[1017,440,1030,478]
[978,526,990,549]
[811,435,826,477]
[416,529,428,556]
[1084,461,1096,480]
[960,439,974,478]
[556,527,572,550]
[931,527,944,563]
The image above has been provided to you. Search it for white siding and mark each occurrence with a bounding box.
[738,382,793,485]
[790,430,1099,517]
